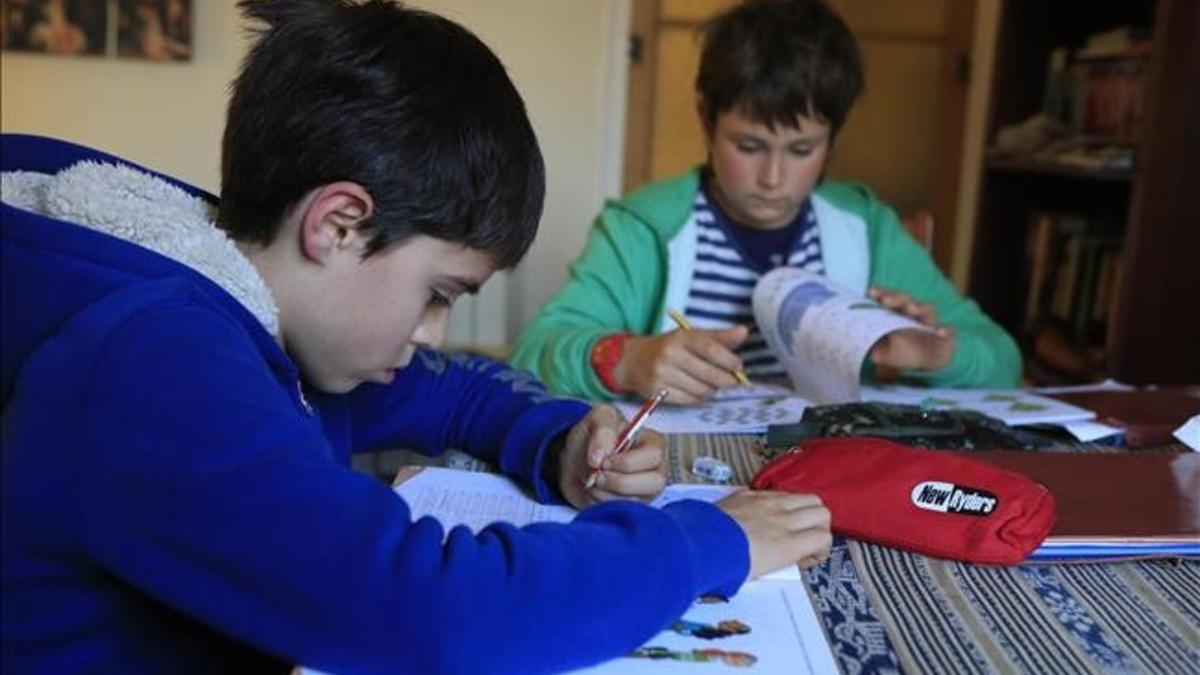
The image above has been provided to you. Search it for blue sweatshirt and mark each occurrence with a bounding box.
[0,135,750,674]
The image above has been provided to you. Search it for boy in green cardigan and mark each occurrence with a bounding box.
[513,0,1019,403]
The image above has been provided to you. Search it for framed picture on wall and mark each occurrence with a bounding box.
[1,0,108,56]
[116,0,190,61]
[1,0,191,60]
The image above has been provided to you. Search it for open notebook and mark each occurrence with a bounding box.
[393,466,801,580]
[304,469,837,675]
[392,467,838,675]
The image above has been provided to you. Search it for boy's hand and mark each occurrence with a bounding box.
[716,490,832,578]
[613,326,748,404]
[556,405,668,509]
[867,287,956,376]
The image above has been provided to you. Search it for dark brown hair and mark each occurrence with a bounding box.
[220,1,543,267]
[696,0,864,134]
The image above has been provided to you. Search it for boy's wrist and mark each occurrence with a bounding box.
[590,333,633,394]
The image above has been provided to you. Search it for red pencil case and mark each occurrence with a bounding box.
[750,437,1057,565]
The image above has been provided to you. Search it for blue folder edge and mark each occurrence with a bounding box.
[1026,542,1200,562]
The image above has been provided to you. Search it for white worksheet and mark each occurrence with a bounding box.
[572,580,838,675]
[753,267,928,404]
[397,468,745,532]
[394,468,799,582]
[614,395,809,435]
[859,383,1096,426]
[303,469,826,675]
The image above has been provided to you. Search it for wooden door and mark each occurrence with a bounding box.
[623,0,976,271]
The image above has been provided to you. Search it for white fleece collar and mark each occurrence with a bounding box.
[1,161,280,336]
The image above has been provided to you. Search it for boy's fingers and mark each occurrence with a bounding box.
[880,293,920,318]
[587,426,617,468]
[781,504,832,532]
[586,482,620,501]
[696,329,748,363]
[913,302,937,325]
[681,332,743,380]
[676,349,738,390]
[768,492,824,511]
[659,385,701,406]
[871,336,892,364]
[874,290,902,308]
[661,367,717,402]
[598,469,667,500]
[587,404,624,430]
[699,343,745,378]
[798,551,831,570]
[713,325,749,348]
[605,441,665,474]
[786,527,834,561]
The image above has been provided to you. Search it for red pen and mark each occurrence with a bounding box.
[584,388,669,489]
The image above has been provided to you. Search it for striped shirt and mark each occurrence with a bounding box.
[682,187,825,380]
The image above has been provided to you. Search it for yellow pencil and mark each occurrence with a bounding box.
[667,309,752,386]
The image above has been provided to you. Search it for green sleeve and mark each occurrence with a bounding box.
[865,195,1022,388]
[510,205,666,400]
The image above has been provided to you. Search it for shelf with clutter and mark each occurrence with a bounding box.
[968,0,1199,386]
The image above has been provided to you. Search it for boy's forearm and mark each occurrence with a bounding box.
[511,321,617,401]
[512,210,663,399]
[345,349,590,477]
[88,427,748,673]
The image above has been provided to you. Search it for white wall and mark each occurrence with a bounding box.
[1,1,622,345]
[0,4,242,189]
[419,1,622,343]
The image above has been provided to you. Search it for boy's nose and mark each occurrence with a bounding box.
[412,308,449,348]
[758,155,783,189]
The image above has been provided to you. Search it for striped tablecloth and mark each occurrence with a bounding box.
[670,434,1200,675]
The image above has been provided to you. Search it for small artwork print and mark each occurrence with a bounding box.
[1,0,108,56]
[631,646,759,667]
[116,0,190,60]
[670,618,751,640]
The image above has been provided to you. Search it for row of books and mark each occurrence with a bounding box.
[1021,212,1124,380]
[1043,28,1151,143]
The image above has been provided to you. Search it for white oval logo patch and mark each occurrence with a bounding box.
[911,481,998,516]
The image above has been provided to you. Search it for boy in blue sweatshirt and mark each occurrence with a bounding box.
[0,1,831,673]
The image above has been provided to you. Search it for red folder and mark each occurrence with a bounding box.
[1047,387,1200,448]
[954,451,1200,540]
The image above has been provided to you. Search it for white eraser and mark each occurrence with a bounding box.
[692,456,732,482]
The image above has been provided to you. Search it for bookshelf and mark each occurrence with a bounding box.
[968,0,1200,385]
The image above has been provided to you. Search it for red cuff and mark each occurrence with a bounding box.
[590,333,633,394]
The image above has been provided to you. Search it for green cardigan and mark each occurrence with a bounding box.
[512,170,1020,400]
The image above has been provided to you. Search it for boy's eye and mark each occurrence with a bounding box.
[735,143,762,154]
[790,146,813,157]
[428,290,452,307]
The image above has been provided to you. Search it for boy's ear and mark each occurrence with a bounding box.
[298,182,375,263]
